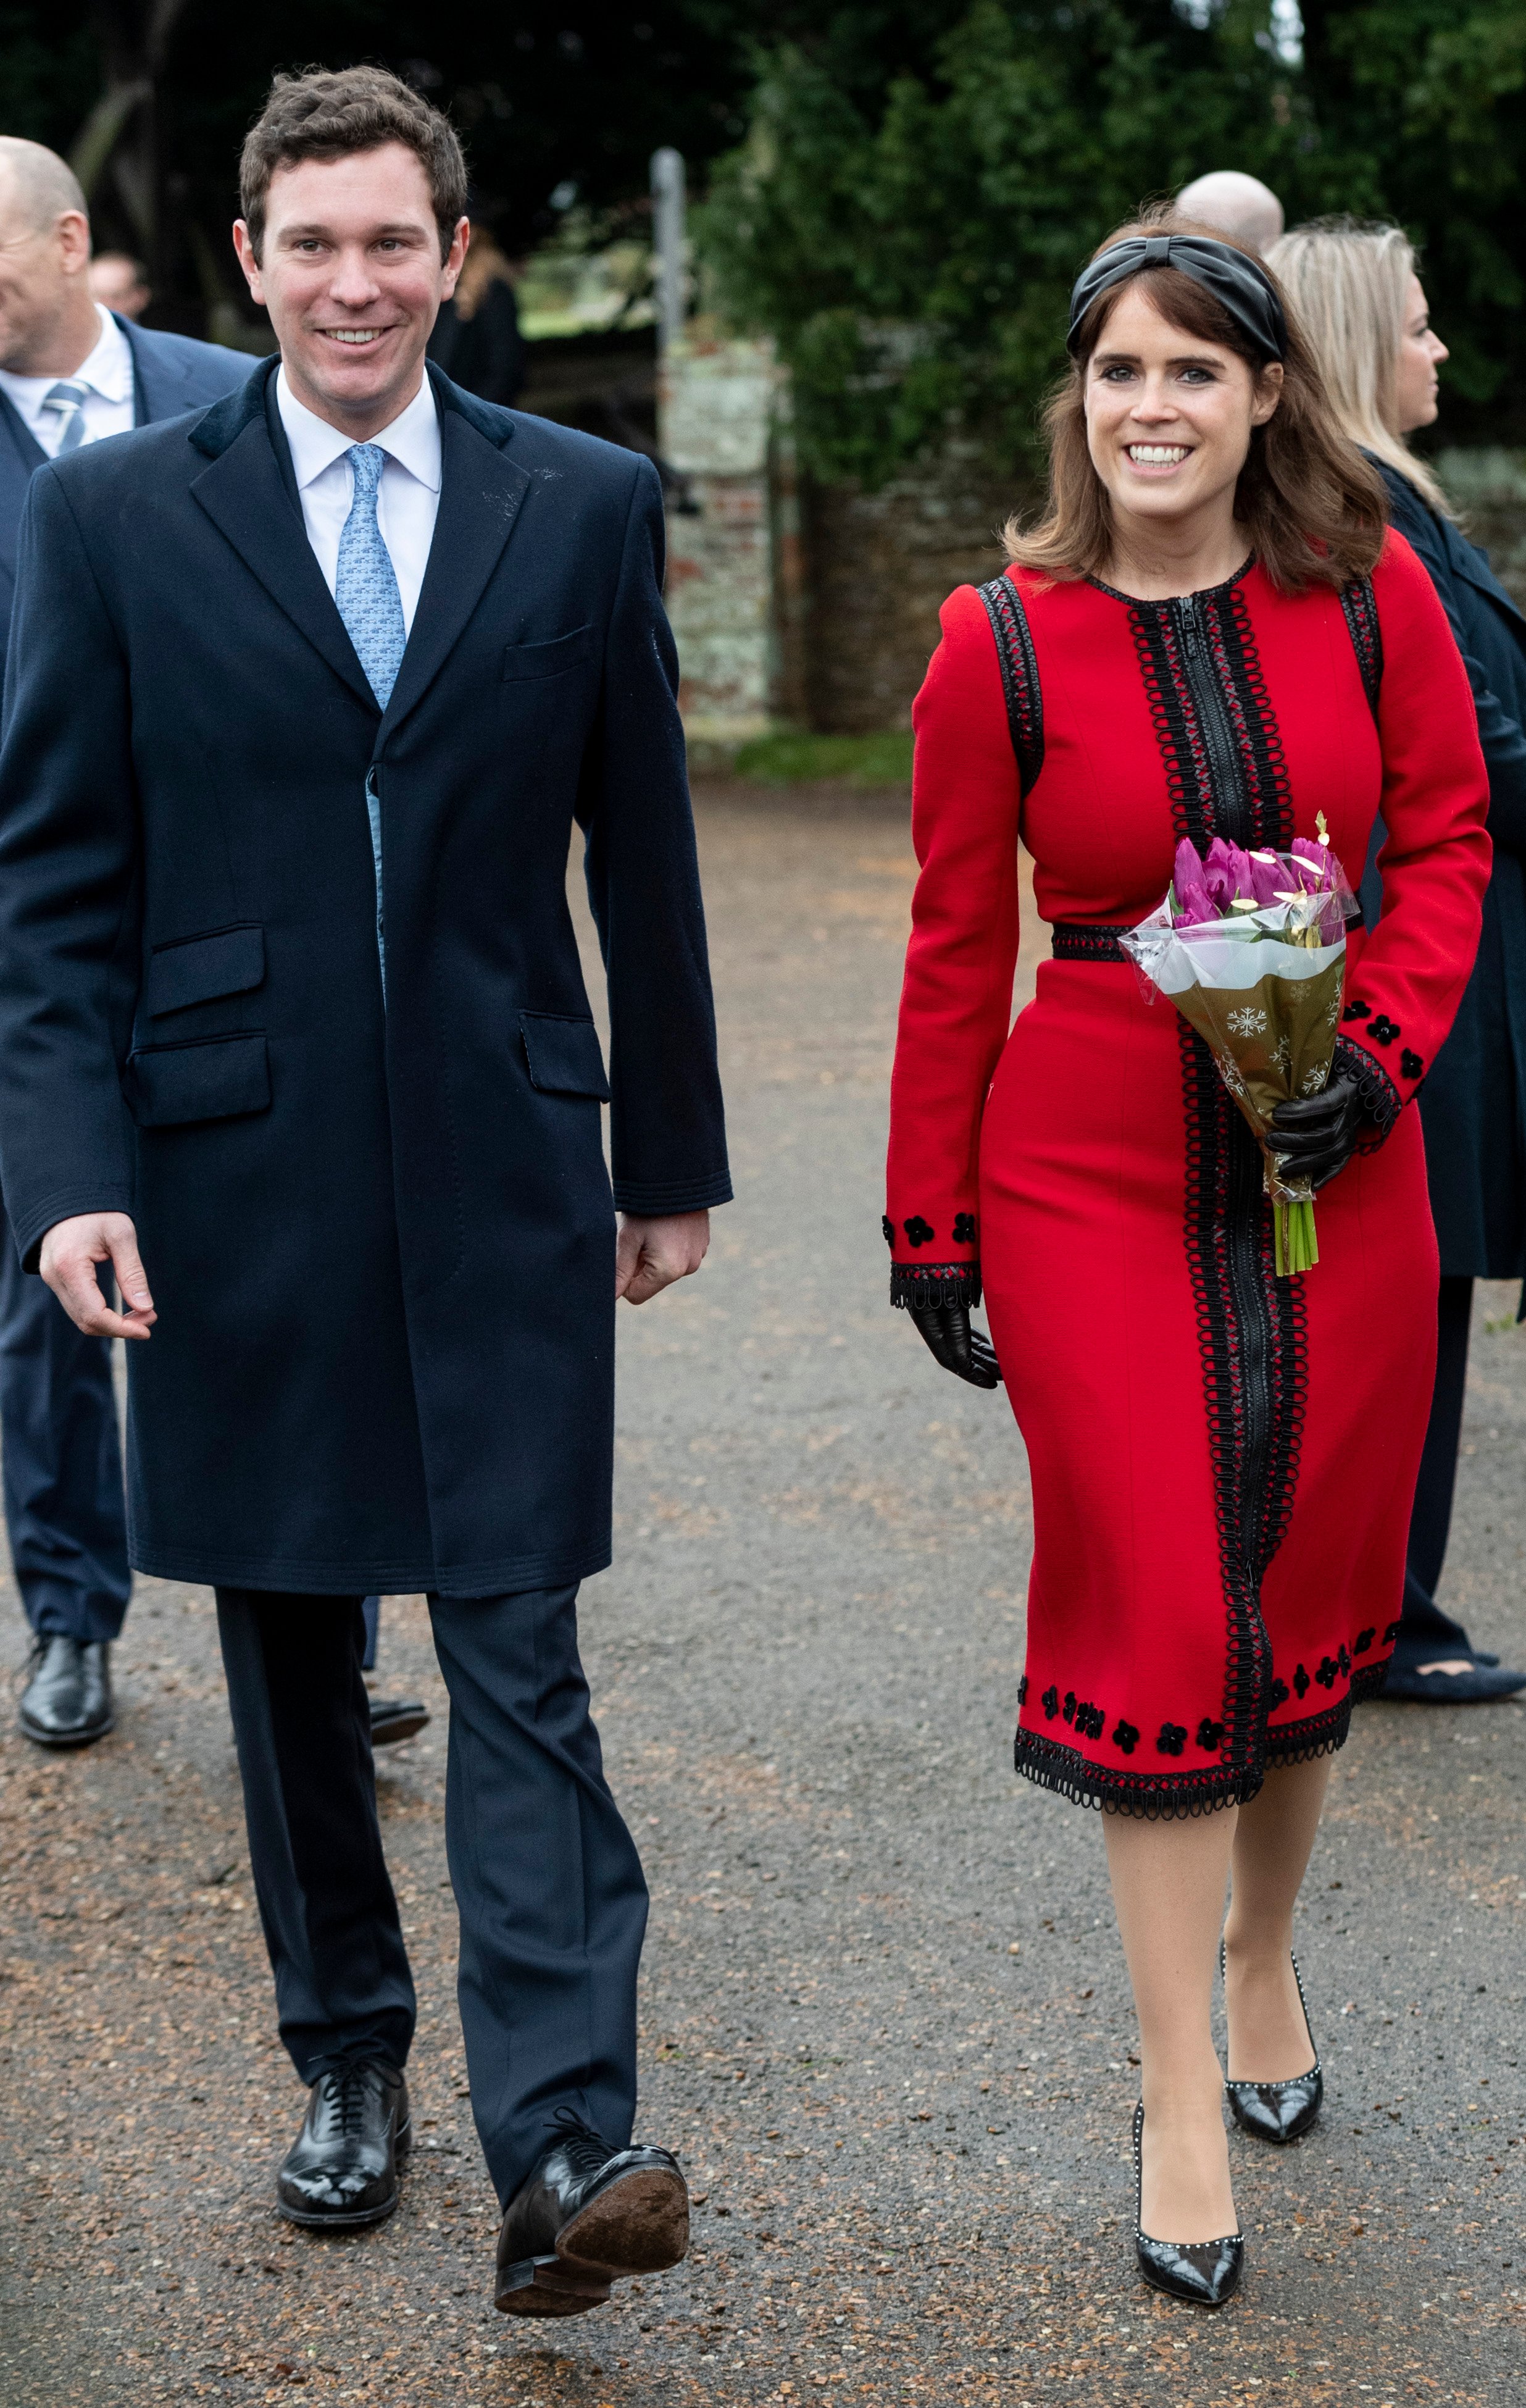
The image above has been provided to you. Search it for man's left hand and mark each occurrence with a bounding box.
[615,1210,711,1306]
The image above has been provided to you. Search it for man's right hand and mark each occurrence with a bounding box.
[39,1212,156,1339]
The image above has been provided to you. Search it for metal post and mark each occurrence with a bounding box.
[651,147,687,354]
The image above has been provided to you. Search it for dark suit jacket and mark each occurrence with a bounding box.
[0,357,730,1595]
[0,314,255,640]
[1372,460,1526,1281]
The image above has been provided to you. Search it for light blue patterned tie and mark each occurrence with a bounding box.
[333,445,405,1001]
[334,443,406,709]
[42,380,90,454]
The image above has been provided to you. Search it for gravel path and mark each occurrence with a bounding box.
[1,783,1522,2407]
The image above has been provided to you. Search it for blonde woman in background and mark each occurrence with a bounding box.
[1271,219,1526,1706]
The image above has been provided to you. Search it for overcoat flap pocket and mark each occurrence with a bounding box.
[519,1011,611,1100]
[147,924,264,1018]
[501,625,594,682]
[127,1032,271,1128]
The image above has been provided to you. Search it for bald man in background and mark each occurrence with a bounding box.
[0,139,252,1750]
[1175,169,1285,254]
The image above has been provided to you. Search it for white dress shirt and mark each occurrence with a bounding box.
[275,367,441,636]
[0,303,136,453]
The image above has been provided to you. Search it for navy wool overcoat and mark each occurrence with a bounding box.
[0,359,730,1595]
[1372,460,1526,1281]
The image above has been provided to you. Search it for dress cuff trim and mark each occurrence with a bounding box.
[1335,1032,1401,1152]
[890,1260,982,1311]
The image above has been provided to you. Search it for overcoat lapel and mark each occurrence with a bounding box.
[189,386,378,716]
[379,385,532,738]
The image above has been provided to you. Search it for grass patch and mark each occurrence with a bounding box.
[731,727,914,786]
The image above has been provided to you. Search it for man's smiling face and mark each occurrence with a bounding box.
[234,142,467,438]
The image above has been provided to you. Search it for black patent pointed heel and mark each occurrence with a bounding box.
[1221,1941,1324,2145]
[1132,2102,1243,2307]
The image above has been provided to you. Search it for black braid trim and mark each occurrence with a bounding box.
[1264,1660,1389,1766]
[1335,1033,1401,1153]
[1340,576,1383,723]
[1052,922,1130,963]
[1126,604,1208,845]
[1013,1724,1265,1818]
[890,1261,982,1311]
[976,575,1044,796]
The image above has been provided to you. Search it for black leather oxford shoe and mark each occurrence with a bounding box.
[496,2108,690,2317]
[19,1636,114,1748]
[367,1693,431,1747]
[277,2060,410,2229]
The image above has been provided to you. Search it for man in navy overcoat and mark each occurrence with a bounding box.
[0,135,253,1750]
[0,68,729,2316]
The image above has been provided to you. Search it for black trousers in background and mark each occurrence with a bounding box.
[215,1582,649,2204]
[0,1203,130,1642]
[1400,1274,1475,1649]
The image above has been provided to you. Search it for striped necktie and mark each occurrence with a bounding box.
[42,380,90,455]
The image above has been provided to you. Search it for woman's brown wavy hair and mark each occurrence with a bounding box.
[1004,205,1387,593]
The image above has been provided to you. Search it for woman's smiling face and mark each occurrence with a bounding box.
[1083,284,1282,538]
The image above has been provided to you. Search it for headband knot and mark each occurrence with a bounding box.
[1067,233,1287,364]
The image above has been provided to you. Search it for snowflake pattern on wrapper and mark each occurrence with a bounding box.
[1225,1005,1268,1038]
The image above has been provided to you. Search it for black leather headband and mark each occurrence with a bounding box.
[1067,233,1287,363]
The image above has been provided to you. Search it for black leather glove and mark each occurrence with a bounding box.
[1269,1067,1368,1191]
[909,1302,1003,1389]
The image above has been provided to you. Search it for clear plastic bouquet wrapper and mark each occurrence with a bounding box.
[1120,821,1355,1277]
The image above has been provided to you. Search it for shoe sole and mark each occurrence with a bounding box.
[276,2120,410,2231]
[496,2166,690,2318]
[370,1712,432,1747]
[18,1710,115,1750]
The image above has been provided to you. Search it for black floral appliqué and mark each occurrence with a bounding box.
[881,1215,894,1247]
[1074,1700,1105,1741]
[1383,1619,1401,1644]
[1041,1684,1060,1721]
[1353,1628,1374,1655]
[1336,1642,1351,1677]
[1017,1674,1028,1706]
[1342,999,1371,1021]
[903,1216,935,1248]
[1063,1690,1077,1726]
[1293,1663,1311,1699]
[953,1212,977,1246]
[1268,1678,1290,1710]
[1401,1049,1424,1081]
[1195,1717,1225,1752]
[1156,1723,1186,1758]
[1314,1655,1338,1690]
[1112,1720,1140,1755]
[1369,1014,1401,1046]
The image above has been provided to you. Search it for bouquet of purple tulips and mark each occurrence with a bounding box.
[1121,817,1356,1276]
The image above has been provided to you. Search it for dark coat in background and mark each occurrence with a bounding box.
[0,314,254,637]
[1371,459,1526,1280]
[0,359,730,1596]
[427,276,527,408]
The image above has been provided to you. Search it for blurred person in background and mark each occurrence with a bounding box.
[427,220,525,406]
[1176,170,1284,256]
[0,136,251,1749]
[1272,215,1526,1704]
[88,250,151,320]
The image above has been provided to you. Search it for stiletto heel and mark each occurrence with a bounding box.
[1221,1942,1323,2143]
[1132,2101,1243,2307]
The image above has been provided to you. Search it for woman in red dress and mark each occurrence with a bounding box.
[885,212,1489,2303]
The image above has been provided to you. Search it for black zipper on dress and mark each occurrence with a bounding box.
[1174,592,1271,1579]
[1176,595,1254,847]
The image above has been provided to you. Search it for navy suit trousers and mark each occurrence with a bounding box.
[0,1198,129,1641]
[214,1582,649,2204]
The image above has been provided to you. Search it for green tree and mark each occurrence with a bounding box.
[698,0,1526,482]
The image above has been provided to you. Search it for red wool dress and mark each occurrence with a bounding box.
[886,538,1490,1813]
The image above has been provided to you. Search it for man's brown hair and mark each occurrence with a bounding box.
[1006,203,1387,595]
[239,65,468,264]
